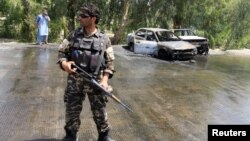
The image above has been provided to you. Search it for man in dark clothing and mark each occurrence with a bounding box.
[57,3,115,141]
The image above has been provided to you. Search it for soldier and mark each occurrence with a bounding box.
[57,3,115,141]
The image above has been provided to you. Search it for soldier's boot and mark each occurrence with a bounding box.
[62,130,78,141]
[97,130,115,141]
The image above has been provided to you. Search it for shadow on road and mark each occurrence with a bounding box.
[24,139,61,141]
[122,45,130,50]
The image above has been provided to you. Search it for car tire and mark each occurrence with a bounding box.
[197,48,204,55]
[167,50,175,60]
[129,42,134,52]
[158,49,175,60]
[198,45,209,55]
[205,47,209,55]
[158,49,167,59]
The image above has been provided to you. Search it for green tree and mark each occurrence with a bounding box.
[0,0,249,48]
[226,0,250,49]
[20,0,35,42]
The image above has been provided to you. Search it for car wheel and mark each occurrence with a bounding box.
[204,47,209,55]
[158,49,167,59]
[197,48,204,54]
[167,50,175,60]
[198,45,209,55]
[129,43,134,52]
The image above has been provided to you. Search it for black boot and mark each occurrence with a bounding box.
[62,129,78,141]
[98,130,115,141]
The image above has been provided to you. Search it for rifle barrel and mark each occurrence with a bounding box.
[72,64,133,112]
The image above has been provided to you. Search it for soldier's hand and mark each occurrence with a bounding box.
[61,61,76,74]
[100,81,109,90]
[100,73,110,90]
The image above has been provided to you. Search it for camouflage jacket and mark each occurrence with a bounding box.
[58,27,115,78]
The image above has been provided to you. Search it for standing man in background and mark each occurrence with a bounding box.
[36,8,50,45]
[57,3,115,141]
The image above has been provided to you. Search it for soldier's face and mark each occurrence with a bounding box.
[79,16,95,27]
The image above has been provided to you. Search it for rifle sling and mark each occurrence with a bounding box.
[93,37,105,76]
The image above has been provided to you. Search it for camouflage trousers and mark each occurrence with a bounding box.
[64,73,110,134]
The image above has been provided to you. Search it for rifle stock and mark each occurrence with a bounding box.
[72,64,133,112]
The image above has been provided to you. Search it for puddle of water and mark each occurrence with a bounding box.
[1,47,250,141]
[114,53,250,140]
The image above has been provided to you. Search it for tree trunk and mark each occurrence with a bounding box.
[173,15,182,29]
[172,0,187,29]
[67,0,76,32]
[112,0,131,45]
[21,0,34,41]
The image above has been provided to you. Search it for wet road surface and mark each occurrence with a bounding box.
[0,45,250,141]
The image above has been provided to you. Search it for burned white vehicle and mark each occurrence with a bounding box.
[172,29,209,55]
[127,28,197,60]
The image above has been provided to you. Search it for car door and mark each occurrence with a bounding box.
[134,29,158,55]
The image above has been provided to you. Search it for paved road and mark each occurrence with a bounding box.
[0,44,250,141]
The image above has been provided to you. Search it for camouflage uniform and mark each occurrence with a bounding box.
[58,27,115,136]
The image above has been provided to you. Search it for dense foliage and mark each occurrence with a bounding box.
[0,0,249,49]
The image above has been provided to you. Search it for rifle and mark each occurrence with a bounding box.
[72,64,133,112]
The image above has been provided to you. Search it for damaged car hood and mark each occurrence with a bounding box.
[179,36,207,40]
[158,41,195,50]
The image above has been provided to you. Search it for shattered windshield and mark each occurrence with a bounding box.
[174,30,196,36]
[156,31,181,42]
